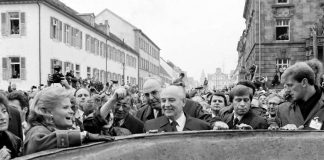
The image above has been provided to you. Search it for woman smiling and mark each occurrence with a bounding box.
[24,87,113,155]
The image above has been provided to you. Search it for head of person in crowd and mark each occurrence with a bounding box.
[143,78,162,110]
[7,91,29,122]
[258,94,267,106]
[281,62,316,102]
[251,98,261,108]
[233,81,256,103]
[266,94,283,117]
[230,85,253,117]
[11,83,17,91]
[74,88,90,111]
[28,87,74,130]
[0,94,10,132]
[306,58,323,86]
[112,88,132,120]
[83,94,101,116]
[160,85,186,121]
[208,92,227,114]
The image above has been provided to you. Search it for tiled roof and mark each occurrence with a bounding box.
[160,65,171,78]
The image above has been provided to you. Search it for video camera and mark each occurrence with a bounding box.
[48,65,65,83]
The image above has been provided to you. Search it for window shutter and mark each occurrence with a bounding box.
[64,62,68,74]
[58,21,62,41]
[63,24,66,43]
[1,13,8,36]
[2,58,9,80]
[79,31,82,49]
[20,57,26,80]
[20,12,26,36]
[50,59,54,74]
[50,17,53,39]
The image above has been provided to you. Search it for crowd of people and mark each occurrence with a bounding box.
[1,58,324,159]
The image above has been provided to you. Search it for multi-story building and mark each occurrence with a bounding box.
[237,0,324,83]
[0,0,139,90]
[207,68,230,91]
[96,9,160,90]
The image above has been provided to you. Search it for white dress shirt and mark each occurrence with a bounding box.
[169,112,186,131]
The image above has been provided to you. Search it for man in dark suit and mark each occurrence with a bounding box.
[84,87,144,135]
[137,78,211,123]
[144,86,211,132]
[136,78,163,122]
[216,85,268,130]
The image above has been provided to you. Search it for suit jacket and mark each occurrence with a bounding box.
[276,91,324,130]
[144,114,211,132]
[84,110,144,135]
[8,106,23,140]
[136,104,160,122]
[136,99,212,123]
[222,110,268,129]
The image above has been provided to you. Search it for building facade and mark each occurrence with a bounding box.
[96,9,160,90]
[237,0,324,84]
[0,0,138,90]
[207,68,230,91]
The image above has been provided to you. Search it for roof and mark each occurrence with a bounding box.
[160,65,171,78]
[0,0,139,56]
[134,29,161,50]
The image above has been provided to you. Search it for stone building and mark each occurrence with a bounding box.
[207,68,230,91]
[237,0,324,84]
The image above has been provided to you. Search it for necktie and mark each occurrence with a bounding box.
[170,120,178,132]
[233,117,239,127]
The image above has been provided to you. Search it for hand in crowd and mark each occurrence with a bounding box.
[0,146,11,160]
[280,124,304,130]
[236,123,253,130]
[113,87,127,100]
[213,121,229,130]
[81,131,115,143]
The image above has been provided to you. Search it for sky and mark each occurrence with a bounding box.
[60,0,246,81]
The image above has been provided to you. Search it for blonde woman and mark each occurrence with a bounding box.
[24,87,113,155]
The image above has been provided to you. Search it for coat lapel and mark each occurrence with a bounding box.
[158,116,173,132]
[289,103,305,126]
[304,96,324,124]
[143,105,154,121]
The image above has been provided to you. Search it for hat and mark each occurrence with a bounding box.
[111,80,118,84]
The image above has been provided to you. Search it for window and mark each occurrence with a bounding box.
[64,24,72,45]
[72,28,82,49]
[85,34,91,52]
[87,67,91,78]
[95,39,99,55]
[75,64,80,78]
[3,57,25,79]
[9,12,20,35]
[100,42,104,57]
[276,19,290,41]
[277,0,288,4]
[107,45,112,60]
[276,59,289,70]
[50,17,62,41]
[63,62,73,75]
[91,37,95,53]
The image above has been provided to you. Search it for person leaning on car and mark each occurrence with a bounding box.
[214,85,268,130]
[273,62,324,130]
[144,85,211,132]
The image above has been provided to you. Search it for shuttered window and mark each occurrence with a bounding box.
[2,57,26,80]
[1,12,26,36]
[50,17,62,41]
